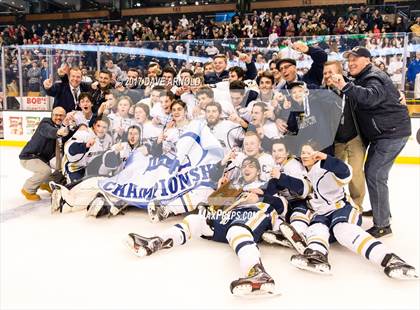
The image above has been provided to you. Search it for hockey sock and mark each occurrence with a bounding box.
[306,223,330,255]
[165,192,196,215]
[272,217,284,231]
[333,222,388,265]
[226,225,260,276]
[160,214,213,246]
[290,210,311,235]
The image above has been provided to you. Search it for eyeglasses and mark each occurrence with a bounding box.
[279,64,293,72]
[52,113,65,117]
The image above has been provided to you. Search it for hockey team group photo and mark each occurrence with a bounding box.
[0,0,419,309]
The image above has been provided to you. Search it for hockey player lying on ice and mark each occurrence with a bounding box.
[125,156,291,296]
[50,125,147,216]
[267,142,418,280]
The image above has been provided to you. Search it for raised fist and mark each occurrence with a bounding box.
[43,77,53,90]
[292,41,309,53]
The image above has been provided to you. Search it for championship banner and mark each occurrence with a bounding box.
[98,120,224,208]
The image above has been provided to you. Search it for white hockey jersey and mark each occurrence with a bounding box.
[140,121,162,141]
[276,157,307,201]
[72,111,94,127]
[229,151,275,182]
[63,128,113,173]
[107,113,135,142]
[304,156,353,215]
[208,120,244,155]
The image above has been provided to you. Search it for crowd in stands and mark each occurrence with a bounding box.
[1,6,420,46]
[0,5,419,106]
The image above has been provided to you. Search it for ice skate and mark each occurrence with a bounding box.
[291,248,331,275]
[125,233,173,257]
[279,222,307,254]
[262,230,293,249]
[382,253,419,280]
[86,193,111,218]
[148,200,171,223]
[230,263,277,297]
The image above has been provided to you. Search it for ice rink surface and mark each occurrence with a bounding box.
[1,146,419,310]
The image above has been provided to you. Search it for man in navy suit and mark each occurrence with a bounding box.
[43,67,91,113]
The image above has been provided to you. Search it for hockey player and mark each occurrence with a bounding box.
[132,103,161,142]
[262,140,311,253]
[249,102,281,140]
[126,157,287,296]
[104,125,149,173]
[62,117,113,183]
[66,92,96,128]
[275,143,418,280]
[148,101,224,222]
[107,96,135,143]
[150,89,174,128]
[219,131,275,182]
[151,100,191,156]
[205,101,245,155]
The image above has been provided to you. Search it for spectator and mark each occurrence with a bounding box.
[27,60,42,96]
[388,54,404,89]
[105,59,124,82]
[394,16,406,33]
[330,46,411,238]
[408,17,420,41]
[19,107,70,200]
[407,52,420,92]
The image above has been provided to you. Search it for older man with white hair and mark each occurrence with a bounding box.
[330,46,411,238]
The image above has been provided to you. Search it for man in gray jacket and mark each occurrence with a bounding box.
[330,46,411,238]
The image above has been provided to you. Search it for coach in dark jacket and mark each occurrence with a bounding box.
[43,67,91,113]
[19,107,70,201]
[277,41,328,90]
[330,46,411,238]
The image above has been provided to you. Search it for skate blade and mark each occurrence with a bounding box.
[262,233,293,248]
[147,202,160,223]
[124,236,148,258]
[388,268,419,280]
[232,283,281,298]
[279,224,306,255]
[50,190,60,214]
[290,257,331,275]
